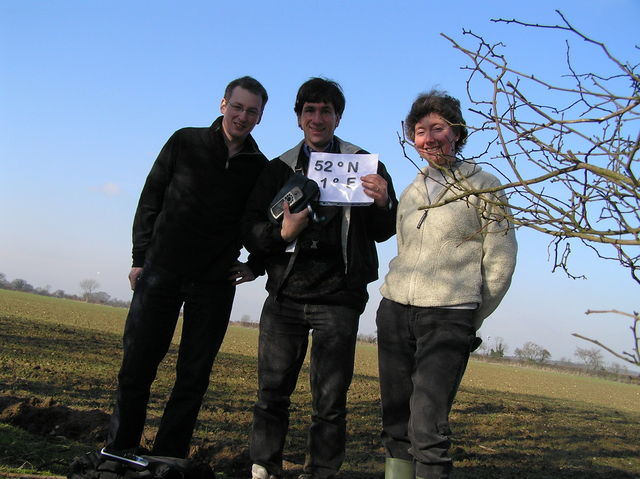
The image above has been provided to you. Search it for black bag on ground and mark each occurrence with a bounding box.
[68,451,214,479]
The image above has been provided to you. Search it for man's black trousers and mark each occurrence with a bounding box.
[107,263,235,458]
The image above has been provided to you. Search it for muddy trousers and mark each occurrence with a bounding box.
[250,295,360,478]
[376,299,477,479]
[106,263,235,458]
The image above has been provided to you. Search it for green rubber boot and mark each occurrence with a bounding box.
[384,458,414,479]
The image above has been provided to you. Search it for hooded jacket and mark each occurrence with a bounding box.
[131,116,267,279]
[242,137,397,309]
[380,160,517,329]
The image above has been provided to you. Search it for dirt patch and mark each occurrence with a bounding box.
[192,440,305,478]
[0,395,109,443]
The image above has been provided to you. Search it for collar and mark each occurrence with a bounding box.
[302,139,335,158]
[209,115,261,156]
[279,136,363,172]
[420,158,480,178]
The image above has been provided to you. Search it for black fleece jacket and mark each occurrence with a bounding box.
[131,116,267,280]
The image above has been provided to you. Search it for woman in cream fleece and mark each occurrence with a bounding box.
[376,91,517,479]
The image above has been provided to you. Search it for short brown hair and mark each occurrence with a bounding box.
[224,76,268,110]
[405,90,468,153]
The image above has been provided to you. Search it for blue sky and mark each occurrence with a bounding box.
[1,1,638,369]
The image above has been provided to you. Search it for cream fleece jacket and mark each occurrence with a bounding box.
[380,160,517,329]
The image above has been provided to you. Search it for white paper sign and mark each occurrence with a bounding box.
[307,152,379,205]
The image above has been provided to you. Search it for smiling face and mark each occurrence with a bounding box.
[220,86,263,143]
[413,113,460,167]
[297,101,341,151]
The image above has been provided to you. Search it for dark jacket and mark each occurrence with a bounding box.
[242,137,397,304]
[132,116,267,280]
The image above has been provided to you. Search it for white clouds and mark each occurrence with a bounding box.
[92,182,122,196]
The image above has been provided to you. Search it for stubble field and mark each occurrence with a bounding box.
[1,289,639,478]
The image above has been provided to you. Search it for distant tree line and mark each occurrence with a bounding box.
[232,314,259,329]
[472,335,636,381]
[0,272,130,308]
[231,314,378,345]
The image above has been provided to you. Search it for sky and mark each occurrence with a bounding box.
[1,1,638,370]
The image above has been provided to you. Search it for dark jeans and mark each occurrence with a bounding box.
[106,263,235,458]
[250,295,360,478]
[376,299,477,479]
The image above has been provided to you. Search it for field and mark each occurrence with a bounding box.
[1,289,639,478]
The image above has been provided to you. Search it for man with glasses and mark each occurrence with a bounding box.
[243,77,397,479]
[104,76,268,460]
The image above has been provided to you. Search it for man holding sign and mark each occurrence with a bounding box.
[243,77,397,479]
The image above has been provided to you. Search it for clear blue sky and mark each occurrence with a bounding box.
[1,1,638,369]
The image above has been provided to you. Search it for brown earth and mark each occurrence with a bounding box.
[0,395,299,478]
[0,395,109,443]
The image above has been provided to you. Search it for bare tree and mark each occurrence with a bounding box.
[435,12,639,282]
[489,336,508,358]
[11,278,34,292]
[91,291,111,304]
[573,309,639,366]
[574,346,604,371]
[514,341,552,363]
[79,278,100,301]
[398,11,638,366]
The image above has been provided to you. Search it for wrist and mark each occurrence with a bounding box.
[376,195,392,210]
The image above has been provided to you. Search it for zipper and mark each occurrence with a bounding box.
[417,210,428,229]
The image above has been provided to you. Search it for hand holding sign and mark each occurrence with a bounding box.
[360,173,389,208]
[308,152,379,205]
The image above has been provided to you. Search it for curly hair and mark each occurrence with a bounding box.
[405,90,468,153]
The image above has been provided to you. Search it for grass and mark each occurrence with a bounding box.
[1,289,639,478]
[0,423,88,477]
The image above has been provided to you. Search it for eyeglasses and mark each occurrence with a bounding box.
[227,102,260,119]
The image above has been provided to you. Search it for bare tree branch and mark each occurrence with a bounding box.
[572,333,639,365]
[434,12,639,284]
[413,11,640,366]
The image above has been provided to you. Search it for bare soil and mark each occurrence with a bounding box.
[0,395,109,444]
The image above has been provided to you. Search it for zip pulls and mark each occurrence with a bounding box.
[418,166,447,229]
[417,210,428,229]
[224,145,264,170]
